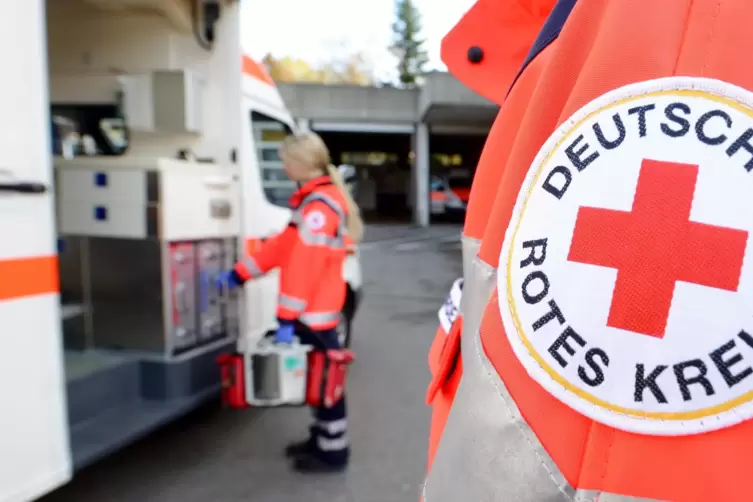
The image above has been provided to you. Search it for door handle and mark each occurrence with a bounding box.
[0,182,48,194]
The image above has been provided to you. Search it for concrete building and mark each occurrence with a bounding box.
[278,71,498,227]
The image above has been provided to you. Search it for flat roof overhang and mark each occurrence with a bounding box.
[278,83,419,123]
[422,104,497,126]
[420,72,499,127]
[278,73,498,132]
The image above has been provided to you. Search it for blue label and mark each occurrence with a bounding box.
[94,172,108,187]
[94,206,107,221]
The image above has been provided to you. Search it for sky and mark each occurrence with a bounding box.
[241,0,475,82]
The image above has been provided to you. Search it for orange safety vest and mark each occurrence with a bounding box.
[235,176,349,330]
[424,1,753,501]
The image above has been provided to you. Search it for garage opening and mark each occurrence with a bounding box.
[428,133,485,223]
[316,130,413,223]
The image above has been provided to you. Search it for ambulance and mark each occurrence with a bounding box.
[429,172,472,218]
[1,1,361,501]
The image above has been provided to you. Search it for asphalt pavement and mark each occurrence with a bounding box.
[40,223,463,502]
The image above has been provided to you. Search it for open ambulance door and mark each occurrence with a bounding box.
[0,1,72,501]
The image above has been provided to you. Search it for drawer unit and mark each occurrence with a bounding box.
[54,157,240,240]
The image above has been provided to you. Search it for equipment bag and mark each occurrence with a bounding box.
[216,353,247,409]
[306,349,355,408]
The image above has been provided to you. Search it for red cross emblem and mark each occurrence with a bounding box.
[568,159,749,338]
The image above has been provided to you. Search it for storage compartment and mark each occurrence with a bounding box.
[196,240,225,342]
[169,242,199,351]
[119,70,205,134]
[59,236,239,357]
[158,163,241,241]
[55,157,241,240]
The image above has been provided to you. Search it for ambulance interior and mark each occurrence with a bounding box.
[45,0,273,468]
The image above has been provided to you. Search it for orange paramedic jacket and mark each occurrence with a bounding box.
[426,0,753,500]
[426,278,463,471]
[234,176,348,330]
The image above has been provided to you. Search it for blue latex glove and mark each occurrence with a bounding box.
[275,322,295,344]
[216,270,242,292]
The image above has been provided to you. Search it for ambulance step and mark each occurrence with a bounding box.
[66,353,141,427]
[69,387,220,470]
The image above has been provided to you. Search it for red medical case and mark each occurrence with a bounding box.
[306,349,355,408]
[217,353,248,409]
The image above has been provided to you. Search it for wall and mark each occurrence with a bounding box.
[279,83,419,124]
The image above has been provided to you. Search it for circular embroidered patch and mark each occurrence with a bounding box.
[304,210,326,231]
[498,77,753,436]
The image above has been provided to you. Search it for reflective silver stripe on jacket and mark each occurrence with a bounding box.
[299,192,346,221]
[297,223,346,248]
[299,310,341,327]
[243,256,262,277]
[423,236,657,502]
[279,294,307,313]
[292,192,349,246]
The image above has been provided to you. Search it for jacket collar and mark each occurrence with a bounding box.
[440,0,558,106]
[289,175,332,207]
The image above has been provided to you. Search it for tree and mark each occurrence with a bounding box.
[261,52,375,86]
[391,0,429,87]
[323,51,375,86]
[262,54,318,82]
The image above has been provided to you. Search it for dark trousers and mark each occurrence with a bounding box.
[296,325,349,464]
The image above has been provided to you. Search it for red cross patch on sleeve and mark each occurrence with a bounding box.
[304,210,327,231]
[498,77,753,436]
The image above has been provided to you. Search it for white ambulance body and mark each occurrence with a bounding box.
[1,1,361,501]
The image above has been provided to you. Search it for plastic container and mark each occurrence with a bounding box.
[245,337,312,406]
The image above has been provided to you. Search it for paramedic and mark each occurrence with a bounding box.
[424,0,753,501]
[218,132,363,473]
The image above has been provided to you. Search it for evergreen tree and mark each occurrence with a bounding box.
[391,0,429,87]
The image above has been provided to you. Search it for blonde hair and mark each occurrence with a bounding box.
[281,133,364,243]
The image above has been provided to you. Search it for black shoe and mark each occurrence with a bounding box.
[284,426,319,457]
[284,437,315,457]
[292,452,348,474]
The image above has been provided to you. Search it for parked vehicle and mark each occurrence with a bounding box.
[430,174,472,216]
